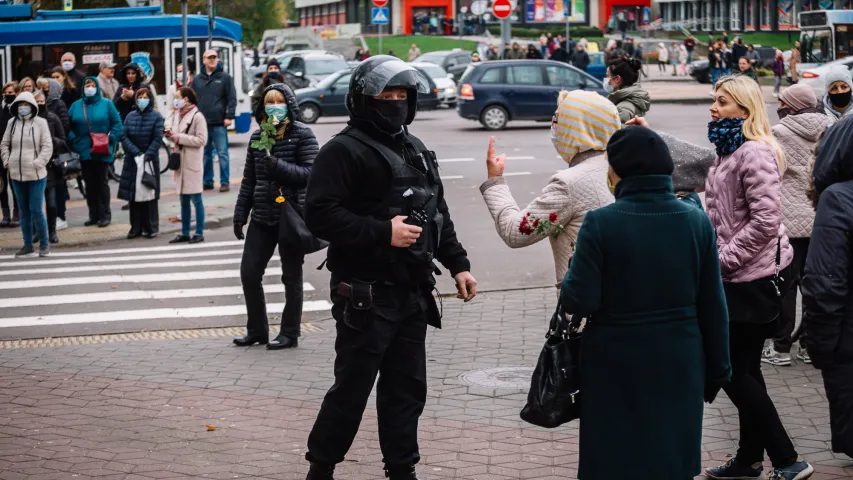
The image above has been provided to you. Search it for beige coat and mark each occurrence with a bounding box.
[169,106,208,195]
[790,48,800,83]
[480,150,614,285]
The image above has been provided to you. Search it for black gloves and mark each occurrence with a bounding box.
[234,221,245,240]
[264,154,277,174]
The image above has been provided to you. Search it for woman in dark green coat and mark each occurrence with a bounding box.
[560,127,732,480]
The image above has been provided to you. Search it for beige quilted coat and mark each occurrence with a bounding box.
[480,150,614,285]
[772,111,829,239]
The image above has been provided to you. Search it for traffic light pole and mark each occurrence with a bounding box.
[207,0,214,47]
[181,0,189,86]
[500,18,510,59]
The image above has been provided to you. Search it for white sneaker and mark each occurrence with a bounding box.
[762,345,792,366]
[56,218,68,231]
[772,93,779,98]
[796,350,812,364]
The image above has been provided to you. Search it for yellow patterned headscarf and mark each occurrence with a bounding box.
[550,90,621,164]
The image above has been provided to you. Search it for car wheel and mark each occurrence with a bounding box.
[480,105,508,130]
[300,104,320,124]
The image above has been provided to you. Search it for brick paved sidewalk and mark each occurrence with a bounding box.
[0,288,851,479]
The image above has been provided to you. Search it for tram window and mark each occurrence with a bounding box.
[802,29,833,63]
[837,25,852,58]
[214,46,231,76]
[118,41,166,98]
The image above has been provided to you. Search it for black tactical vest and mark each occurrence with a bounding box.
[340,127,443,281]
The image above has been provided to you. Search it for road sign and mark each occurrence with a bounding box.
[492,0,512,19]
[643,6,650,23]
[373,0,388,7]
[372,7,389,24]
[470,0,488,15]
[64,0,72,10]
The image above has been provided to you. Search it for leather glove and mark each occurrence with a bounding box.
[233,221,245,240]
[264,154,276,173]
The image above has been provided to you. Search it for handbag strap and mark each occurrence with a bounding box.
[175,111,197,151]
[82,101,93,135]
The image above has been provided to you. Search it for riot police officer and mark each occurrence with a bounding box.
[303,56,477,480]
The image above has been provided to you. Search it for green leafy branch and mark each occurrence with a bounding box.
[250,117,279,155]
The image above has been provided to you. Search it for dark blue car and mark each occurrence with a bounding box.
[456,60,606,130]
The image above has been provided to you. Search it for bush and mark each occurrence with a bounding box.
[755,68,773,77]
[486,25,602,39]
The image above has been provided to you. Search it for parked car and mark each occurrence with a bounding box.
[412,49,473,78]
[295,68,440,124]
[799,56,853,98]
[251,51,347,87]
[456,60,605,130]
[586,52,607,81]
[410,62,457,107]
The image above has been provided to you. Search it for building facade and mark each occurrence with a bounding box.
[656,0,851,32]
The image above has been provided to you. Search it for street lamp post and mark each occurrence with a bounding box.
[181,0,189,86]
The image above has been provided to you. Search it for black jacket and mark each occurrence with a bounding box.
[235,84,318,227]
[40,109,67,188]
[0,104,12,146]
[60,88,80,112]
[113,63,151,122]
[190,64,237,126]
[47,99,69,136]
[731,43,748,64]
[550,48,570,63]
[305,118,470,284]
[118,102,165,201]
[571,50,590,71]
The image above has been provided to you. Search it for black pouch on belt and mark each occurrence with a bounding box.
[338,280,374,331]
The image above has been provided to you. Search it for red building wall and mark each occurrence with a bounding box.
[402,0,453,34]
[597,0,649,31]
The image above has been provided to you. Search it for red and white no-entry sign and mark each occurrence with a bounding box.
[492,0,512,18]
[373,0,387,7]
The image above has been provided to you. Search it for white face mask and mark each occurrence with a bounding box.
[173,99,186,110]
[17,105,33,118]
[83,86,97,97]
[62,61,75,71]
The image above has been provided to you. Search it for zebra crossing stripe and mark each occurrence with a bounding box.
[0,239,244,259]
[1,257,283,276]
[0,301,334,329]
[0,248,245,268]
[0,272,312,291]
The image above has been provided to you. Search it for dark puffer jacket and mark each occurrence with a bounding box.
[46,78,70,134]
[118,100,165,201]
[113,63,151,122]
[234,83,318,227]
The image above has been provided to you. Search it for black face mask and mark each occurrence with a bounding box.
[3,94,15,105]
[777,107,790,120]
[37,105,47,118]
[369,99,408,134]
[829,90,852,108]
[268,71,281,79]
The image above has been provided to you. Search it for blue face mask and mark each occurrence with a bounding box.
[137,98,150,111]
[265,104,288,122]
[707,117,746,156]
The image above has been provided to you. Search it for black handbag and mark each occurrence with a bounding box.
[168,112,196,171]
[278,196,328,255]
[723,237,790,325]
[56,151,81,178]
[520,299,584,428]
[140,158,157,190]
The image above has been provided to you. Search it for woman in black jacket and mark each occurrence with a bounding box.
[802,115,853,460]
[0,81,19,227]
[34,90,66,244]
[232,83,319,350]
[51,67,79,111]
[119,88,164,239]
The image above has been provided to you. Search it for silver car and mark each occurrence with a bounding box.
[409,62,458,107]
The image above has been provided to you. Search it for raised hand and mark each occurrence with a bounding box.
[486,136,506,179]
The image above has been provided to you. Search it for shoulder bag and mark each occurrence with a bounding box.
[168,112,196,171]
[82,103,111,156]
[277,191,328,255]
[520,299,584,428]
[723,237,791,325]
[56,151,82,178]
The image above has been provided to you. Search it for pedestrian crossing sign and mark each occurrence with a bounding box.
[64,0,73,10]
[372,7,389,25]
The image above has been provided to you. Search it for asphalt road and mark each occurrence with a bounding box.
[0,104,728,339]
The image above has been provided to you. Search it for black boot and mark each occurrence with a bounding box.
[232,335,268,347]
[385,465,418,480]
[306,462,335,480]
[266,334,298,350]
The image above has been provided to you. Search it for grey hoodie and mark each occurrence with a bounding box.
[0,92,53,182]
[657,131,716,193]
[609,84,651,124]
[823,93,853,127]
[45,78,69,134]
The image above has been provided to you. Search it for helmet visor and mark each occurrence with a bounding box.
[359,61,431,97]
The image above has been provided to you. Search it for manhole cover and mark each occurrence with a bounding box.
[458,366,533,389]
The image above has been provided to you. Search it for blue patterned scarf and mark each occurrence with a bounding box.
[707,117,746,156]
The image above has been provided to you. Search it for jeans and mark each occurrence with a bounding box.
[203,125,230,186]
[712,67,724,87]
[240,221,304,339]
[774,75,782,95]
[180,193,204,237]
[81,160,111,222]
[11,178,48,248]
[687,51,694,63]
[774,238,810,353]
[724,322,799,468]
[1,168,19,219]
[541,45,548,58]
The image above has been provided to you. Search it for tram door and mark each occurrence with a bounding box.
[168,40,201,84]
[0,47,9,87]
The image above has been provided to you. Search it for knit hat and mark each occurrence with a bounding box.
[779,83,817,112]
[552,90,621,163]
[606,126,674,178]
[824,65,853,91]
[267,57,280,70]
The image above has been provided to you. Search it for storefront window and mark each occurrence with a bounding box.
[778,0,795,29]
[524,0,586,23]
[731,0,741,30]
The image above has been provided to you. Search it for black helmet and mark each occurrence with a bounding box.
[346,55,430,125]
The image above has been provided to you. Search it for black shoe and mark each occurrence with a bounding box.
[203,184,215,191]
[266,334,298,350]
[0,217,9,227]
[127,232,141,239]
[14,245,35,258]
[188,235,204,244]
[98,218,111,228]
[168,235,190,244]
[385,465,418,480]
[121,203,130,211]
[84,219,98,227]
[144,232,158,239]
[219,184,230,193]
[232,335,269,347]
[306,462,335,480]
[49,232,59,244]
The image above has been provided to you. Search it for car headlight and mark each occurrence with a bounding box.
[445,87,456,94]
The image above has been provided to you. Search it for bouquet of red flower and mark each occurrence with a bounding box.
[519,211,564,238]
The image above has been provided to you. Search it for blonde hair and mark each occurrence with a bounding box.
[18,77,34,92]
[36,77,50,91]
[2,81,18,94]
[715,75,786,172]
[264,89,286,105]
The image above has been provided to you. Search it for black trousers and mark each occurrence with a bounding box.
[148,200,159,234]
[725,322,799,468]
[0,168,18,218]
[240,222,304,339]
[81,161,111,222]
[774,238,810,353]
[306,280,430,468]
[128,201,154,236]
[44,184,56,235]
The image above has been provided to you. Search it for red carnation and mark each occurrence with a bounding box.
[549,212,558,222]
[533,219,540,228]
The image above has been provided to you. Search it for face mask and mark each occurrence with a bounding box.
[3,94,15,105]
[137,98,150,111]
[265,103,289,121]
[174,99,186,110]
[62,61,74,71]
[17,105,32,119]
[828,90,852,109]
[604,79,615,94]
[370,99,409,133]
[37,105,47,117]
[707,117,746,156]
[777,107,790,120]
[84,86,97,97]
[268,71,281,79]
